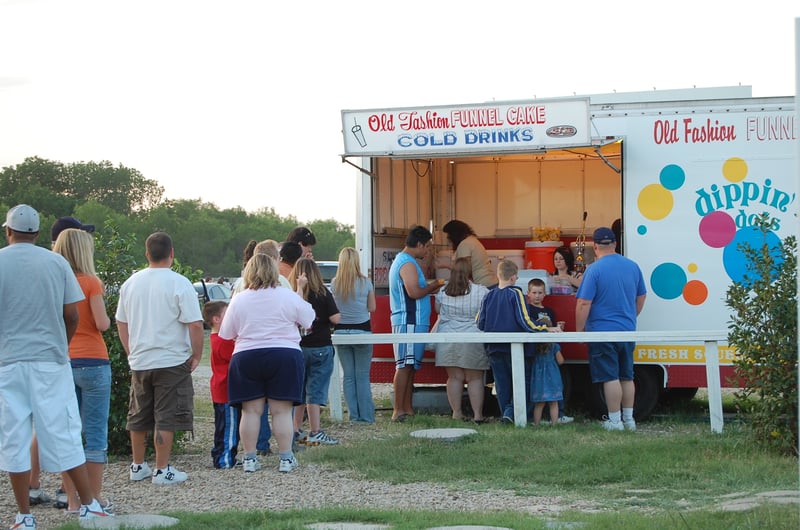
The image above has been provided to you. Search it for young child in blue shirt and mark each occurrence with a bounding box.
[526,278,573,424]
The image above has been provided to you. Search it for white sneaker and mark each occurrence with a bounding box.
[242,457,261,473]
[10,514,35,530]
[623,419,637,431]
[278,456,299,473]
[129,462,152,481]
[151,465,187,485]
[78,501,114,527]
[601,418,624,431]
[306,430,339,445]
[558,415,574,424]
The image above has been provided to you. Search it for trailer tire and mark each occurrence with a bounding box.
[584,366,663,421]
[663,387,699,403]
[559,365,573,408]
[632,366,662,421]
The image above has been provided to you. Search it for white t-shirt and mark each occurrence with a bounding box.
[115,267,203,370]
[219,286,315,354]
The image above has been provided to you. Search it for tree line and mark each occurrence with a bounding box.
[0,156,356,275]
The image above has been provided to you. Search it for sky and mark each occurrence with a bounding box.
[0,1,797,227]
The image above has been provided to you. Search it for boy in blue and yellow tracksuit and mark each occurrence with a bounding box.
[477,259,549,422]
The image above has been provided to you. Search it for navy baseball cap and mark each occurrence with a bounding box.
[592,227,616,245]
[51,216,95,242]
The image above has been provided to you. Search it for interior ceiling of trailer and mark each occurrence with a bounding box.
[445,140,621,163]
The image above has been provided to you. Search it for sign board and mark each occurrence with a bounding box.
[342,98,591,157]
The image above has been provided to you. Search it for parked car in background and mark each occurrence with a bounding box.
[194,281,232,305]
[316,261,338,288]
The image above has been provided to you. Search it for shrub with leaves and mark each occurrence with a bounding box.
[725,214,798,455]
[95,222,203,456]
[95,221,138,455]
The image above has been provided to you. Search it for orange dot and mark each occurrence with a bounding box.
[683,280,708,306]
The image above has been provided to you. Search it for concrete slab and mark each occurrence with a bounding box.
[410,428,477,441]
[306,523,391,530]
[79,514,179,529]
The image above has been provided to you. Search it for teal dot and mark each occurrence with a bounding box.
[660,164,685,191]
[637,225,647,235]
[650,262,687,300]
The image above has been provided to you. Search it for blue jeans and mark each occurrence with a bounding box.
[72,364,111,463]
[301,345,335,405]
[488,352,532,421]
[257,404,271,451]
[335,330,375,423]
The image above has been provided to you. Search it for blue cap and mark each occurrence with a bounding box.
[592,227,616,245]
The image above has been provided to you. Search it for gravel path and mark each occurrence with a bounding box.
[3,370,592,529]
[4,370,794,529]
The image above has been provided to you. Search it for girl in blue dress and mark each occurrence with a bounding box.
[530,343,565,425]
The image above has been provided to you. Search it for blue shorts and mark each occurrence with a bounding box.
[588,342,635,383]
[392,324,429,370]
[228,347,304,405]
[300,345,335,405]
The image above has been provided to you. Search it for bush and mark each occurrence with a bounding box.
[726,214,798,455]
[95,222,203,456]
[95,221,138,456]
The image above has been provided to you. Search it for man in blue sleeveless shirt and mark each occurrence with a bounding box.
[388,225,441,422]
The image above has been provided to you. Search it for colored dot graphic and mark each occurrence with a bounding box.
[698,210,736,248]
[722,157,748,183]
[636,157,783,307]
[637,183,673,220]
[660,164,685,190]
[722,226,783,285]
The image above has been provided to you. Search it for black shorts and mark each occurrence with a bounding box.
[228,347,304,405]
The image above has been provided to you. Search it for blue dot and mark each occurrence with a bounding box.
[650,262,687,300]
[660,164,685,191]
[723,226,783,285]
[637,225,647,235]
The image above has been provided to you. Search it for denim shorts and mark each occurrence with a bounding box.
[588,342,635,383]
[301,345,335,405]
[72,364,111,463]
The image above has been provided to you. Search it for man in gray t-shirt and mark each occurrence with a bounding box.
[0,204,110,527]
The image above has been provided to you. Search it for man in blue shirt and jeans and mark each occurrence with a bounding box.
[575,227,647,431]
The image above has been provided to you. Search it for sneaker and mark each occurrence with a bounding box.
[500,416,514,425]
[292,430,307,451]
[558,415,575,424]
[78,502,113,527]
[10,514,35,530]
[623,419,637,431]
[28,487,50,505]
[53,487,68,509]
[306,431,339,446]
[151,465,188,485]
[129,462,152,481]
[242,457,261,473]
[278,456,299,473]
[601,418,624,431]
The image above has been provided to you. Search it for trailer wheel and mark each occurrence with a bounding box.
[559,365,573,408]
[663,387,699,403]
[633,366,662,421]
[583,366,663,421]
